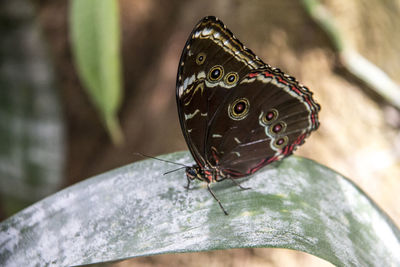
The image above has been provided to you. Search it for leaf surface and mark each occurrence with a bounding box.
[1,152,399,266]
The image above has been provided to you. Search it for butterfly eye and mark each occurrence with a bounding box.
[208,65,224,82]
[228,98,250,120]
[261,109,278,125]
[273,136,289,149]
[196,52,206,65]
[224,72,239,86]
[186,167,198,180]
[269,121,287,135]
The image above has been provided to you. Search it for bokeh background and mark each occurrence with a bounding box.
[1,0,400,266]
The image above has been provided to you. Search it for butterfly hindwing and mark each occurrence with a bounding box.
[205,69,320,177]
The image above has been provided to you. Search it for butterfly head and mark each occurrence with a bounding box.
[186,165,213,183]
[185,166,202,180]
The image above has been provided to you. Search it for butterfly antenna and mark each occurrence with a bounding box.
[135,153,190,168]
[163,166,187,175]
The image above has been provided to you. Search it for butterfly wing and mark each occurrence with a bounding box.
[176,16,266,168]
[176,16,320,177]
[205,69,320,177]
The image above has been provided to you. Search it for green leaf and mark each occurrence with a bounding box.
[69,0,123,144]
[1,152,399,266]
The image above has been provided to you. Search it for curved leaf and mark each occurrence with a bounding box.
[1,152,399,266]
[69,0,123,144]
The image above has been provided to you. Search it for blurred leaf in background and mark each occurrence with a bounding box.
[0,0,65,217]
[70,0,124,145]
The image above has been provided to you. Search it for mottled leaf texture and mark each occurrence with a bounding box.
[1,152,399,266]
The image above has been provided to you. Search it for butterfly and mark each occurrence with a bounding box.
[176,16,320,215]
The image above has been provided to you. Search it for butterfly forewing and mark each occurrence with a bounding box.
[176,16,266,168]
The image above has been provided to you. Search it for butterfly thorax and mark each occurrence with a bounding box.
[185,164,226,183]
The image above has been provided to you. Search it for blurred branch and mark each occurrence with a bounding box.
[303,0,400,109]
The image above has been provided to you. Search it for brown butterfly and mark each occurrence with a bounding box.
[176,16,320,214]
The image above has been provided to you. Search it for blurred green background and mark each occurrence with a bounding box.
[1,0,400,266]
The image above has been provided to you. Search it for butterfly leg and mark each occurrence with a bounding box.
[184,176,192,190]
[207,183,228,215]
[228,176,251,190]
